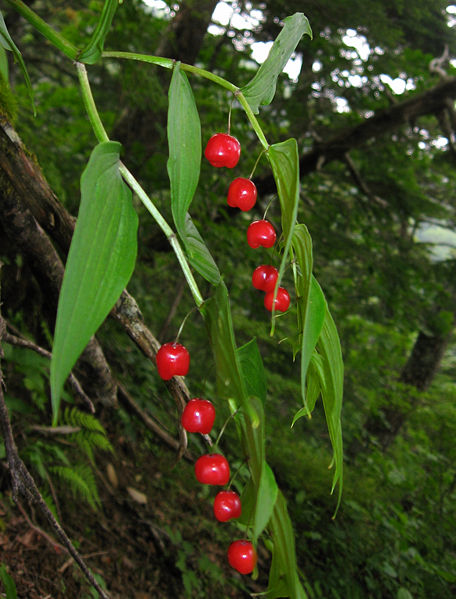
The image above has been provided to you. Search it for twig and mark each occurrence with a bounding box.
[30,425,81,435]
[117,383,194,462]
[4,324,95,413]
[112,290,211,458]
[0,273,111,599]
[16,500,66,554]
[344,153,388,208]
[158,278,186,342]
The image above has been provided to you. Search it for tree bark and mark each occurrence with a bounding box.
[111,0,217,154]
[352,315,455,454]
[155,0,219,64]
[0,117,117,408]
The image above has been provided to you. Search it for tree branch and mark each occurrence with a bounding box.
[257,77,456,194]
[0,269,110,599]
[4,323,95,413]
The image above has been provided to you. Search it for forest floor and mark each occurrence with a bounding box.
[0,419,263,598]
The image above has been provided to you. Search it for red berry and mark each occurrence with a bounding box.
[247,220,276,249]
[227,178,257,211]
[204,133,241,168]
[252,265,278,293]
[264,287,290,312]
[227,540,257,575]
[195,454,230,485]
[156,342,190,380]
[181,399,216,434]
[213,490,242,522]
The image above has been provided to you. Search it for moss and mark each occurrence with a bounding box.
[0,73,18,124]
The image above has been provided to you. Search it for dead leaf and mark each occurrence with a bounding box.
[127,487,147,505]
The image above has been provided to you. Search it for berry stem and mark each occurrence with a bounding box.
[262,197,274,220]
[173,306,199,344]
[248,149,267,180]
[227,99,233,135]
[213,408,240,450]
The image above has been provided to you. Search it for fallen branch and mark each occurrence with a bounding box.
[4,322,95,413]
[117,383,194,462]
[0,277,110,599]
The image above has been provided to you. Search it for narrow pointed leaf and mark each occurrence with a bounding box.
[51,141,138,424]
[253,462,278,542]
[203,283,303,592]
[268,139,300,250]
[168,63,220,284]
[78,0,119,64]
[268,138,300,327]
[291,353,324,426]
[202,281,248,404]
[183,214,220,285]
[241,13,312,114]
[268,492,308,598]
[292,224,325,413]
[0,11,35,113]
[317,306,344,513]
[237,338,267,405]
[0,45,8,81]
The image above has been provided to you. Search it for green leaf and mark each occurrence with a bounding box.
[183,214,220,285]
[268,139,300,253]
[168,63,201,233]
[202,284,264,474]
[238,477,256,526]
[0,11,35,114]
[202,281,248,405]
[268,138,300,326]
[268,492,308,599]
[291,352,325,426]
[317,307,344,514]
[301,278,326,412]
[253,462,279,542]
[203,283,303,595]
[51,141,138,424]
[78,0,119,64]
[237,338,267,405]
[305,352,325,412]
[0,563,17,599]
[0,45,8,82]
[241,13,312,114]
[292,225,326,413]
[167,63,220,284]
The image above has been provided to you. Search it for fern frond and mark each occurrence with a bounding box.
[50,463,101,510]
[63,407,105,432]
[63,407,113,462]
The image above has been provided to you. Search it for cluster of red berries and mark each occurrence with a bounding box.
[154,131,291,577]
[155,344,257,575]
[205,133,291,313]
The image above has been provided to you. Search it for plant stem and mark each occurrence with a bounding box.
[102,51,270,150]
[235,91,269,150]
[7,0,79,60]
[118,165,204,308]
[102,51,238,93]
[76,64,204,309]
[76,63,110,143]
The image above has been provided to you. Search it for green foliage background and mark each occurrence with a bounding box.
[0,0,455,597]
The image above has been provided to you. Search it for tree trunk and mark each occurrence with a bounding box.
[0,118,117,408]
[351,316,454,454]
